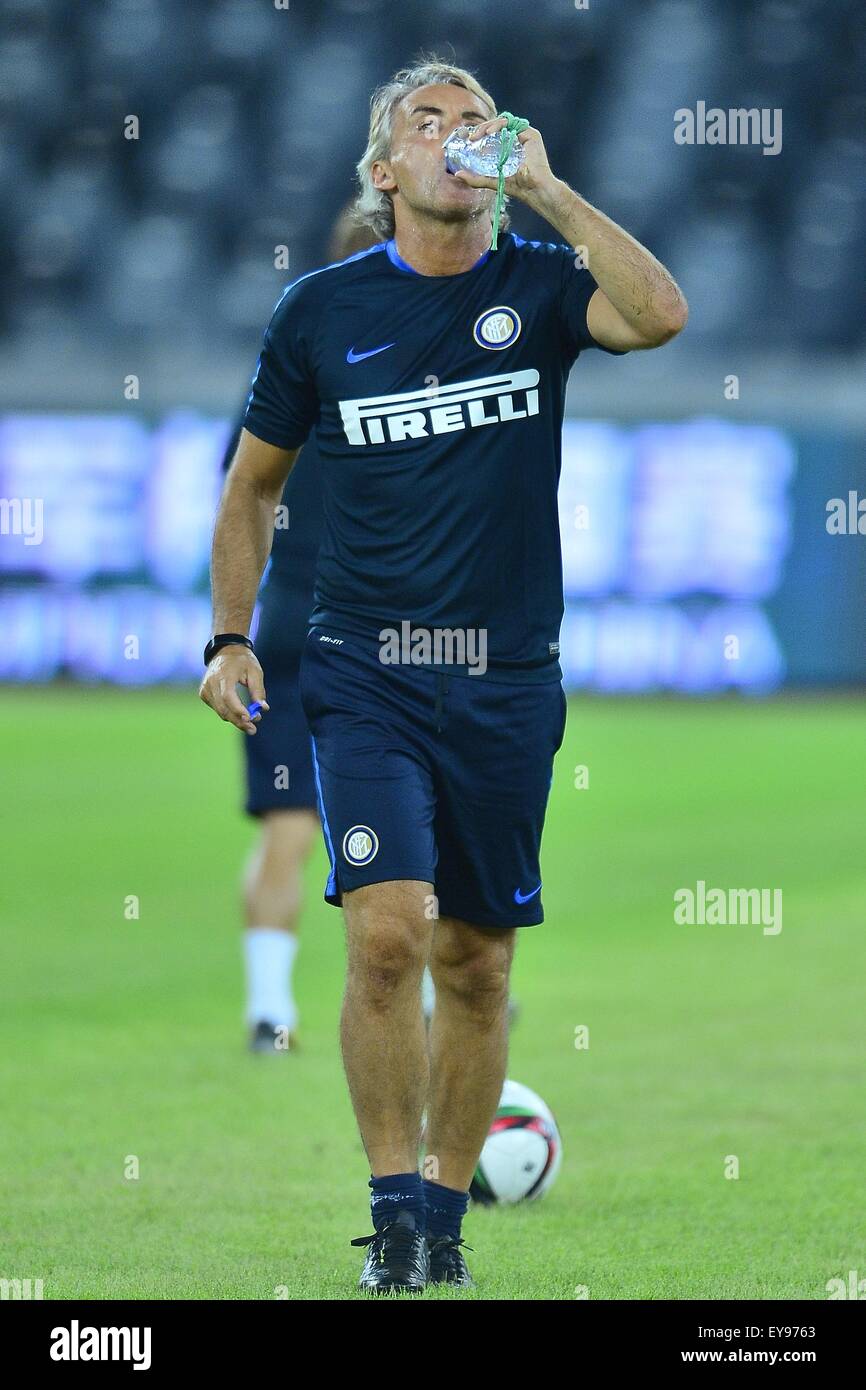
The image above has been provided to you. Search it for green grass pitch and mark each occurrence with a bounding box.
[1,687,864,1300]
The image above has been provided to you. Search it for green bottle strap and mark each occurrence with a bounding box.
[491,112,530,250]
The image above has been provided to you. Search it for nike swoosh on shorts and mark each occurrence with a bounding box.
[513,884,542,904]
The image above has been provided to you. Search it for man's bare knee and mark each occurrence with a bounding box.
[430,922,514,1021]
[344,881,432,1011]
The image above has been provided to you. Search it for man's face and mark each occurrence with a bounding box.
[373,82,496,229]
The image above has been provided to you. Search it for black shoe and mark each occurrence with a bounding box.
[248,1020,297,1054]
[427,1234,474,1287]
[352,1211,429,1294]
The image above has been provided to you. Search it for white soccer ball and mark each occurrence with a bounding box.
[470,1079,563,1205]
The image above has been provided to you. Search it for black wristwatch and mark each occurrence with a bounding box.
[203,633,254,667]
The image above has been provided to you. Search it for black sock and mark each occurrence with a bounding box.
[369,1171,425,1233]
[423,1179,469,1242]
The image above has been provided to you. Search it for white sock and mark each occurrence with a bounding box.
[244,928,298,1030]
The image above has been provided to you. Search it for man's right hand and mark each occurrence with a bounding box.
[199,645,269,735]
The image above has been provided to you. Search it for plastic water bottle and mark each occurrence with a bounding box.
[443,125,525,179]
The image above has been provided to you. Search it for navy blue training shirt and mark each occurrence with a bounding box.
[242,232,621,676]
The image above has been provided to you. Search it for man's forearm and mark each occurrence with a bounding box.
[211,468,279,634]
[527,177,687,343]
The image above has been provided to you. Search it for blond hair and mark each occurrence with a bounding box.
[355,57,506,240]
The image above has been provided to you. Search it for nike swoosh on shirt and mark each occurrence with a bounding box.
[346,342,396,363]
[513,884,542,904]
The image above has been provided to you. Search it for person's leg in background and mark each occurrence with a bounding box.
[238,652,321,1053]
[243,808,319,1051]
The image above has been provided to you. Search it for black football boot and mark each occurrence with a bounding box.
[352,1210,429,1294]
[426,1234,474,1287]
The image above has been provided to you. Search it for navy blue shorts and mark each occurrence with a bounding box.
[241,661,317,816]
[299,629,567,928]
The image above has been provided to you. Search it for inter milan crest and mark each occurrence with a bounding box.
[473,306,522,350]
[342,825,379,865]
